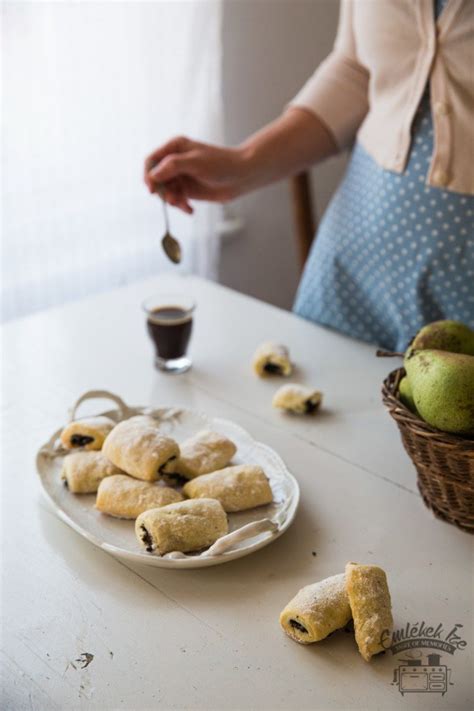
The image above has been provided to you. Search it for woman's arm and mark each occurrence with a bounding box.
[144,107,337,214]
[290,0,369,151]
[231,107,338,193]
[145,0,368,213]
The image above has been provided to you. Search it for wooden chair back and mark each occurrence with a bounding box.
[290,171,317,270]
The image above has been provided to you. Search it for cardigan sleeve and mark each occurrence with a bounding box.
[289,0,370,150]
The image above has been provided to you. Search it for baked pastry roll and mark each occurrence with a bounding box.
[62,451,123,493]
[135,498,228,555]
[102,416,179,482]
[182,464,273,512]
[345,562,393,661]
[279,574,351,644]
[272,384,322,414]
[96,474,183,519]
[60,416,115,451]
[252,342,292,377]
[163,429,237,481]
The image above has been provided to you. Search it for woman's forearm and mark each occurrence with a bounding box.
[145,107,339,211]
[235,107,338,195]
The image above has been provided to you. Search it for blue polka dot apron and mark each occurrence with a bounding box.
[294,0,474,352]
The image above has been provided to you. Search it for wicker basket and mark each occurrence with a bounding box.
[382,368,474,533]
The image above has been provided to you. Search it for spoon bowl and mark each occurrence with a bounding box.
[161,231,182,264]
[158,186,182,264]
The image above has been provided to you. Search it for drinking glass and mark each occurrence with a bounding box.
[142,293,195,373]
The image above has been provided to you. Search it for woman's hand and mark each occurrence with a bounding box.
[144,137,248,214]
[144,109,337,214]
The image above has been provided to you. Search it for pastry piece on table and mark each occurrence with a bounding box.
[102,416,179,482]
[161,429,237,481]
[95,474,183,519]
[182,464,273,512]
[60,416,115,451]
[345,562,393,661]
[62,451,123,493]
[279,574,351,644]
[135,498,228,555]
[252,342,292,377]
[272,384,322,415]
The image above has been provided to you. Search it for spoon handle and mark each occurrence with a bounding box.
[158,184,170,234]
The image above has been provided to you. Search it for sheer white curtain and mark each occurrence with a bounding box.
[2,0,223,321]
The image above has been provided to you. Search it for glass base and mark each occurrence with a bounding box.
[154,355,192,374]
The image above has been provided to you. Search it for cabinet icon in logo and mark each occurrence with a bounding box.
[394,654,450,695]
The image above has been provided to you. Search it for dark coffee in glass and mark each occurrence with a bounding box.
[143,295,195,373]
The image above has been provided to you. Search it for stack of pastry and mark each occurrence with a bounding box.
[60,415,273,555]
[279,563,393,661]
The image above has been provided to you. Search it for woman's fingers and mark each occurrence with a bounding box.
[162,178,194,214]
[144,136,195,192]
[144,135,192,172]
[144,137,241,210]
[149,150,202,185]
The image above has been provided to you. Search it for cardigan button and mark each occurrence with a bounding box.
[432,168,449,187]
[434,101,451,117]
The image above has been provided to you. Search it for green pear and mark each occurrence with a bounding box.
[409,320,474,356]
[398,376,417,414]
[405,349,474,435]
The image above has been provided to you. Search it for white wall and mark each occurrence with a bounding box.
[220,0,348,310]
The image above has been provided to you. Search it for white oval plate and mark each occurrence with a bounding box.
[36,391,300,568]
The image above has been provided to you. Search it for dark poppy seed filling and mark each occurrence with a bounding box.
[166,472,188,487]
[70,434,95,447]
[304,399,319,414]
[159,455,177,475]
[140,524,154,552]
[263,362,282,375]
[289,619,308,634]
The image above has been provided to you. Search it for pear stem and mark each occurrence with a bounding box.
[376,350,405,358]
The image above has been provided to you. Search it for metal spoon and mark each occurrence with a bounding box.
[158,187,182,264]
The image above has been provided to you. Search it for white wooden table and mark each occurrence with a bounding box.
[2,275,472,711]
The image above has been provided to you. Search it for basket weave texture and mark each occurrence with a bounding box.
[382,368,474,534]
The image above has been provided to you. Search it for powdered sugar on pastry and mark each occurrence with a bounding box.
[280,574,351,644]
[135,498,228,555]
[96,474,183,519]
[272,384,322,415]
[345,562,393,661]
[60,416,115,451]
[102,416,179,482]
[165,429,237,480]
[183,464,273,512]
[62,451,123,493]
[252,342,292,377]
